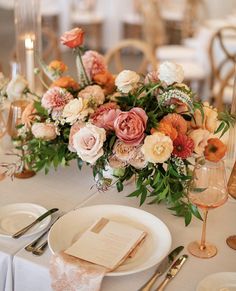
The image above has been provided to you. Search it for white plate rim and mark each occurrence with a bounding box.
[0,203,51,238]
[196,272,236,291]
[48,204,172,277]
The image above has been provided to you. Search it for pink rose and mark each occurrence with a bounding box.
[114,107,148,146]
[41,87,73,113]
[82,50,107,79]
[68,121,85,152]
[60,27,84,48]
[72,123,106,164]
[31,123,57,141]
[91,102,121,130]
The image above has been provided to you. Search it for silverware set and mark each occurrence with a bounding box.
[138,246,188,291]
[12,208,60,256]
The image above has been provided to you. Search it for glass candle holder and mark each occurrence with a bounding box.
[14,0,42,92]
[225,65,236,181]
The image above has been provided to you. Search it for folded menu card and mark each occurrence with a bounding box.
[65,217,147,270]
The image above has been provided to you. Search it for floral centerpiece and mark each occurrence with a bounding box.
[1,28,235,225]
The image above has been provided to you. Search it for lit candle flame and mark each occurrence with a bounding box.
[25,37,34,50]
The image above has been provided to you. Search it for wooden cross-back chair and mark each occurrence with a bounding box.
[104,39,157,75]
[209,26,236,110]
[138,0,166,51]
[181,0,208,39]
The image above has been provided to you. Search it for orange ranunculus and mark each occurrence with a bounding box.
[93,71,115,95]
[151,121,178,141]
[162,113,188,135]
[51,76,79,91]
[48,60,68,73]
[60,27,84,48]
[204,138,227,162]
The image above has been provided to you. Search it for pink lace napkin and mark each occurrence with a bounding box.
[50,251,108,291]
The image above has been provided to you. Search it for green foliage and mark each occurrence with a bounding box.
[215,111,236,137]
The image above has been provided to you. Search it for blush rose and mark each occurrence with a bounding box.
[114,107,148,146]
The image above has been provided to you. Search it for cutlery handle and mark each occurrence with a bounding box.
[12,220,38,239]
[32,240,48,256]
[155,277,170,291]
[138,271,161,291]
[25,229,49,252]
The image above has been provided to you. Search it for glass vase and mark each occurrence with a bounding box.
[225,66,236,182]
[14,0,42,92]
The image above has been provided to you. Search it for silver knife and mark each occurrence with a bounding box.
[12,208,59,239]
[138,246,184,291]
[155,254,188,291]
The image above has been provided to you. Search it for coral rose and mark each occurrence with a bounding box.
[41,87,73,112]
[21,101,37,128]
[72,123,106,164]
[204,138,227,162]
[51,76,79,91]
[158,61,184,85]
[60,27,84,48]
[78,85,105,106]
[141,132,173,164]
[82,50,107,79]
[114,107,148,146]
[91,102,121,130]
[31,123,57,141]
[93,71,115,95]
[115,70,140,93]
[188,129,210,155]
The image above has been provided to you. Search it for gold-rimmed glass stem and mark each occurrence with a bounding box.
[200,209,208,251]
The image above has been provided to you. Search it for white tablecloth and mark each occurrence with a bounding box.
[0,160,98,291]
[2,181,235,291]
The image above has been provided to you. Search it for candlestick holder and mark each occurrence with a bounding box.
[14,0,41,92]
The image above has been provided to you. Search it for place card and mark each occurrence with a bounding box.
[65,217,147,270]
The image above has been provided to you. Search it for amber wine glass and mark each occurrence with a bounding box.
[188,160,228,258]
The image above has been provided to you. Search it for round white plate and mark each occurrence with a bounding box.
[0,203,51,238]
[48,204,172,276]
[196,272,236,291]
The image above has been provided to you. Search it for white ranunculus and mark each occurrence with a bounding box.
[158,62,184,86]
[6,74,28,101]
[72,123,106,164]
[62,98,90,124]
[31,123,57,141]
[115,70,140,93]
[141,132,173,164]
